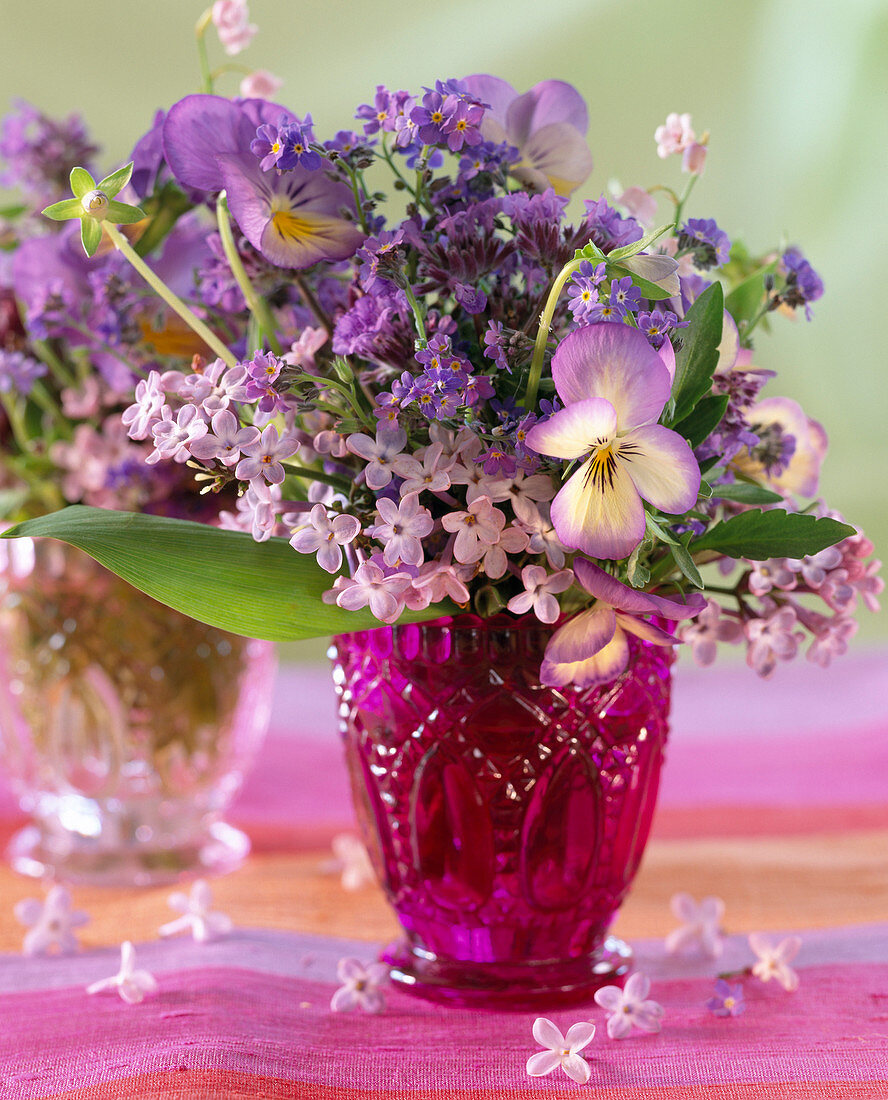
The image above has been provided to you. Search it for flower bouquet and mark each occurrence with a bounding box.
[2,3,881,995]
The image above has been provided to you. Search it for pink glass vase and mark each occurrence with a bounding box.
[332,614,674,1008]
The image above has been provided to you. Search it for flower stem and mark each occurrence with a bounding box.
[402,284,427,348]
[293,274,333,335]
[673,173,698,230]
[522,257,584,409]
[104,223,238,368]
[31,339,78,390]
[195,8,214,94]
[215,194,282,355]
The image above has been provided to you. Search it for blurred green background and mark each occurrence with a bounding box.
[2,0,885,646]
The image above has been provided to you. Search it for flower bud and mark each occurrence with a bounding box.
[80,189,109,219]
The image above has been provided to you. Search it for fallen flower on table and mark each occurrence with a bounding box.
[158,878,233,943]
[14,884,89,956]
[86,941,157,1004]
[330,957,389,1013]
[594,971,664,1039]
[706,978,746,1017]
[328,833,376,891]
[748,933,802,992]
[665,892,726,958]
[526,1017,596,1085]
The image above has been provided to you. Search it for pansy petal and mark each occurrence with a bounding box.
[565,1021,596,1052]
[551,325,671,427]
[506,80,589,143]
[550,458,646,560]
[618,254,681,298]
[617,425,701,514]
[541,627,630,689]
[545,605,616,664]
[515,123,594,196]
[525,397,616,460]
[714,310,740,375]
[573,558,657,614]
[532,1017,565,1050]
[526,1051,562,1077]
[461,74,518,128]
[615,612,676,647]
[562,1053,592,1084]
[658,334,676,382]
[163,95,257,192]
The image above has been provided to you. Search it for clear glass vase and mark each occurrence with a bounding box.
[0,538,276,886]
[331,614,673,1008]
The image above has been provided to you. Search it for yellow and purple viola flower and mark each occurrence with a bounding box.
[162,94,364,269]
[461,75,593,196]
[540,558,705,688]
[525,325,700,560]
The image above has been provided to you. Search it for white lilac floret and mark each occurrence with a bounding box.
[158,879,233,943]
[594,971,664,1039]
[14,885,90,956]
[86,941,158,1005]
[526,1017,596,1084]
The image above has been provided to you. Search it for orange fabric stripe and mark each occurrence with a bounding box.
[49,1068,888,1100]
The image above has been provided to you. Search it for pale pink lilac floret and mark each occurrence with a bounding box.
[525,325,700,560]
[654,112,695,158]
[507,565,574,624]
[146,404,208,465]
[14,885,89,956]
[240,69,283,100]
[158,879,232,943]
[329,833,375,892]
[86,942,157,1005]
[617,186,657,227]
[478,524,529,579]
[525,1017,596,1085]
[188,408,259,466]
[235,424,300,484]
[330,560,413,623]
[330,957,388,1013]
[678,599,743,667]
[290,503,361,573]
[121,371,166,440]
[346,428,407,489]
[748,933,802,992]
[211,0,257,55]
[391,441,452,495]
[744,599,804,678]
[665,892,726,958]
[441,495,507,563]
[366,494,433,568]
[541,558,705,689]
[594,971,664,1039]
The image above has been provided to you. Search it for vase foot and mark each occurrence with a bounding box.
[382,935,633,1010]
[6,819,250,887]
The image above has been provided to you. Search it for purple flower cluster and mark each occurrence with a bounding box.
[678,218,731,269]
[0,99,98,203]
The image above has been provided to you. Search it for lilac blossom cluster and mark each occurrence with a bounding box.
[4,53,879,687]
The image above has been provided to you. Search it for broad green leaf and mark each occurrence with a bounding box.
[615,254,680,297]
[645,512,679,546]
[106,199,146,225]
[80,217,102,256]
[725,259,778,329]
[97,162,134,198]
[710,482,783,505]
[607,223,673,261]
[69,166,95,197]
[673,392,729,448]
[672,538,704,588]
[41,197,82,221]
[1,506,456,642]
[606,262,673,301]
[669,282,724,423]
[691,509,855,560]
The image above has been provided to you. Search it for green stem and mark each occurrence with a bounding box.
[673,173,699,230]
[29,380,64,422]
[293,274,333,335]
[283,465,351,491]
[522,257,584,409]
[215,194,282,355]
[0,394,32,453]
[739,298,774,345]
[340,161,370,234]
[104,223,237,368]
[195,8,214,94]
[31,339,77,389]
[402,284,427,348]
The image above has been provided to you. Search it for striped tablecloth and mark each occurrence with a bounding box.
[1,652,887,1099]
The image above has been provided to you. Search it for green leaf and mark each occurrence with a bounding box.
[41,197,83,222]
[0,202,26,219]
[673,392,729,448]
[97,162,134,199]
[0,487,29,519]
[691,508,855,560]
[669,282,724,423]
[725,260,778,329]
[672,539,704,588]
[106,199,146,224]
[645,512,679,546]
[710,482,784,505]
[69,166,95,198]
[606,262,673,301]
[574,241,606,263]
[80,217,102,257]
[607,223,673,261]
[0,506,456,642]
[627,543,651,587]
